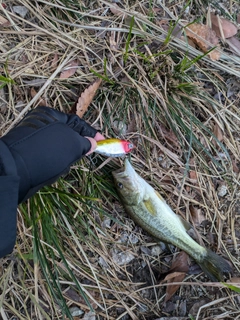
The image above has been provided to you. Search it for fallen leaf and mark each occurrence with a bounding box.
[157,123,179,148]
[171,24,183,38]
[164,271,186,282]
[189,205,205,226]
[185,23,220,60]
[213,123,224,143]
[156,20,170,32]
[164,272,186,303]
[232,159,239,174]
[96,21,111,38]
[189,299,209,316]
[186,37,196,48]
[51,53,58,69]
[0,14,10,27]
[109,31,118,51]
[65,287,98,310]
[169,251,189,273]
[59,59,79,79]
[152,8,161,14]
[76,79,102,118]
[110,3,123,16]
[0,87,7,113]
[163,252,189,303]
[187,159,202,193]
[30,87,48,107]
[227,277,240,287]
[189,170,197,181]
[210,13,238,39]
[226,36,240,56]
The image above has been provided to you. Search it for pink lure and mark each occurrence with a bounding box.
[95,138,135,157]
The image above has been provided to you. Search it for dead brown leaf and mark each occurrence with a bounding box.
[232,159,240,174]
[152,8,161,14]
[186,23,220,60]
[157,123,179,148]
[227,277,240,287]
[30,88,48,107]
[110,3,123,16]
[189,205,205,226]
[163,252,189,303]
[65,287,99,309]
[51,53,58,70]
[156,20,169,32]
[210,13,238,39]
[164,271,186,282]
[189,170,197,181]
[76,79,102,118]
[213,123,224,144]
[0,14,10,26]
[186,37,196,48]
[109,31,118,51]
[164,273,186,303]
[226,36,240,56]
[59,59,79,79]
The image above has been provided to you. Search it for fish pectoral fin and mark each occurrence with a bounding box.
[143,198,157,216]
[178,215,192,231]
[155,190,165,202]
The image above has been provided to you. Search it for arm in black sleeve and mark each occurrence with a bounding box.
[0,140,19,257]
[0,106,98,258]
[1,107,98,203]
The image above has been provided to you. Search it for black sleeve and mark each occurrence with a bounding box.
[0,140,20,258]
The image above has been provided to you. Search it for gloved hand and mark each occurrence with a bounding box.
[1,106,103,203]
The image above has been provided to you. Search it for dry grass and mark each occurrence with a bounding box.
[0,0,240,319]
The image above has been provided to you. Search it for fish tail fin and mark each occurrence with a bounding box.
[198,249,232,281]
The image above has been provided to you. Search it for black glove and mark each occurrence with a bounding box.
[1,106,97,203]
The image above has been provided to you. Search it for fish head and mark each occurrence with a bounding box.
[112,159,144,205]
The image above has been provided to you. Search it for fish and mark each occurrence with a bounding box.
[112,159,232,281]
[95,138,135,157]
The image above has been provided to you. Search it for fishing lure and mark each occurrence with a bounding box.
[95,138,134,157]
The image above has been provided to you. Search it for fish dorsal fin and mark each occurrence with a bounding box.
[143,198,157,216]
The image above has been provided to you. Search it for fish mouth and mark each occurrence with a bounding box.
[112,158,136,178]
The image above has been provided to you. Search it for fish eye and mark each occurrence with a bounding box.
[118,182,123,189]
[128,143,134,149]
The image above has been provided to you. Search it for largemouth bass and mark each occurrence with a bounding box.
[112,159,231,281]
[95,138,134,157]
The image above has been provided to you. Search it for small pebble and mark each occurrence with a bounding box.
[69,306,84,317]
[112,250,135,266]
[151,245,163,256]
[13,6,29,18]
[217,184,228,197]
